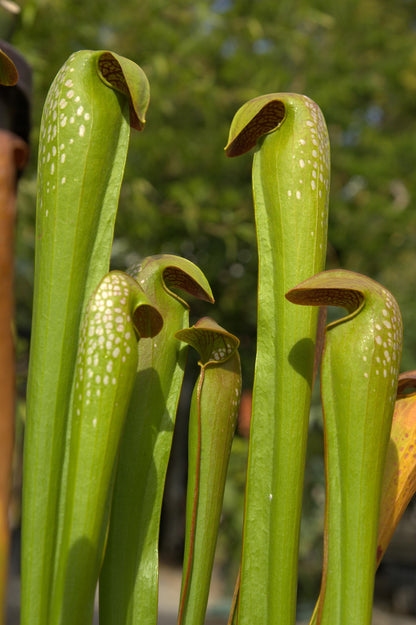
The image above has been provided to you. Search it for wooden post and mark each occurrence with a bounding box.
[0,128,28,624]
[0,39,31,625]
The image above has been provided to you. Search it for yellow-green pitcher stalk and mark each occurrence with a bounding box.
[49,271,162,625]
[22,50,149,625]
[286,269,403,625]
[100,255,214,625]
[225,93,329,625]
[176,318,241,625]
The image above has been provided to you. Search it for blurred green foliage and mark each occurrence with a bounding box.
[7,0,416,605]
[11,0,416,383]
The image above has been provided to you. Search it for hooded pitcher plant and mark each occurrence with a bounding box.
[49,271,162,625]
[22,50,149,625]
[286,269,403,625]
[175,318,241,625]
[100,255,214,625]
[225,93,330,625]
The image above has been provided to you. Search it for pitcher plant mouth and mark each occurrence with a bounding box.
[96,51,149,131]
[225,95,287,157]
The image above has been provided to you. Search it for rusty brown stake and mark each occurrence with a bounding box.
[0,128,28,622]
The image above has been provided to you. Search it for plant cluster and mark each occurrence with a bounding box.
[1,45,416,625]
